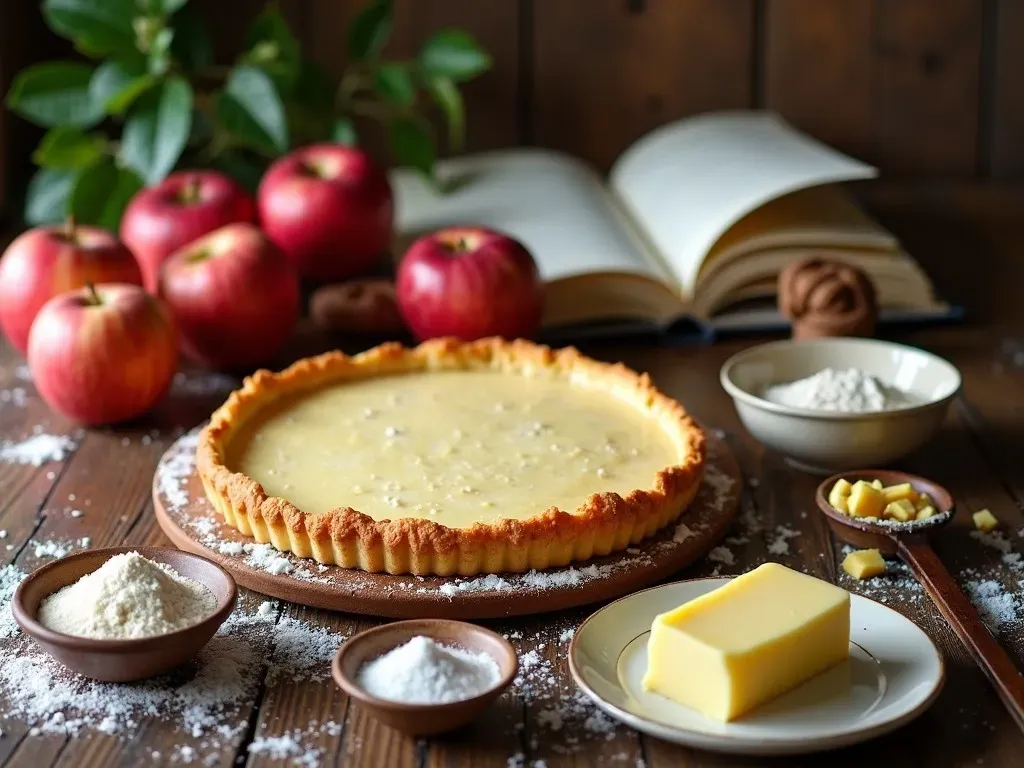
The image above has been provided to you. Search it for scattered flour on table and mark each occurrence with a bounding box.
[707,546,734,565]
[357,635,501,704]
[965,580,1020,630]
[157,429,201,513]
[766,524,801,556]
[762,367,915,413]
[32,537,89,559]
[38,551,216,639]
[0,433,77,466]
[0,387,27,407]
[971,529,1013,554]
[0,563,346,758]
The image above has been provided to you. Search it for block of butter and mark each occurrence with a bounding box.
[642,563,850,721]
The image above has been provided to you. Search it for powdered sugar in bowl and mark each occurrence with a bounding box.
[332,619,518,736]
[720,338,961,473]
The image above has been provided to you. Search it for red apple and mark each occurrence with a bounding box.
[120,170,255,291]
[158,222,300,370]
[396,227,544,341]
[27,283,178,425]
[257,144,393,280]
[0,221,143,356]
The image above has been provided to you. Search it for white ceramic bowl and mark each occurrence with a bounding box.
[720,338,961,472]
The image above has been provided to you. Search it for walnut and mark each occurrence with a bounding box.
[778,258,877,339]
[309,279,407,336]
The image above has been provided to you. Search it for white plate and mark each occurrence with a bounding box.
[569,578,945,756]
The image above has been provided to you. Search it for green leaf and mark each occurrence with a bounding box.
[427,75,464,151]
[389,117,435,178]
[43,0,137,57]
[89,59,154,115]
[218,65,289,154]
[244,8,301,84]
[148,27,175,75]
[32,127,108,170]
[331,118,358,146]
[70,161,144,231]
[420,29,491,82]
[5,62,103,128]
[373,64,414,106]
[169,5,212,76]
[24,168,76,225]
[139,0,189,13]
[120,76,193,185]
[348,0,392,60]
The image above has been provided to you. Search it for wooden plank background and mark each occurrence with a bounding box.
[1,0,1022,220]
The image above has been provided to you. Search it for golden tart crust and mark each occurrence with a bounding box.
[196,337,705,576]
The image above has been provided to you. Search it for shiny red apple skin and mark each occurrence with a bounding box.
[257,144,393,281]
[396,227,544,341]
[0,224,143,356]
[27,284,178,425]
[158,222,301,370]
[120,170,255,292]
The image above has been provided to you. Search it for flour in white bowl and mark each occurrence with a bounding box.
[762,367,916,413]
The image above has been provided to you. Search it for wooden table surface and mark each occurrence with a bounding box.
[1,186,1024,766]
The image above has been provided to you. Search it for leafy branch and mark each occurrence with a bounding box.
[5,0,491,228]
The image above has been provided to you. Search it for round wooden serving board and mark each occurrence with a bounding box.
[153,430,741,619]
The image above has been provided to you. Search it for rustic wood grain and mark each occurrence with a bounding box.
[531,0,754,171]
[764,0,875,163]
[989,0,1024,179]
[872,0,985,176]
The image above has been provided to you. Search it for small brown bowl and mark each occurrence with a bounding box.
[332,619,518,736]
[12,546,237,682]
[815,469,956,554]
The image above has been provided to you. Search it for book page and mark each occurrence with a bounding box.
[390,149,671,284]
[608,111,878,295]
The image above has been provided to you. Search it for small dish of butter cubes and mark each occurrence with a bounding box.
[827,477,940,524]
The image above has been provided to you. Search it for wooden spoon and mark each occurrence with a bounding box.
[816,469,1024,732]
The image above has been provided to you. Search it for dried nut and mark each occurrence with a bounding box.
[778,257,877,340]
[309,279,406,335]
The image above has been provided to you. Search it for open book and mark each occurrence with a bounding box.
[390,112,949,338]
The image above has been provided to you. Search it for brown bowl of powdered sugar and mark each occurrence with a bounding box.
[12,546,236,682]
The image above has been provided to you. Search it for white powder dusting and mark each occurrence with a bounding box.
[966,580,1020,630]
[707,546,735,565]
[245,543,293,576]
[766,524,801,556]
[157,429,201,512]
[0,433,77,465]
[0,564,346,751]
[971,529,1013,554]
[357,635,501,703]
[265,616,344,685]
[0,387,27,407]
[0,565,24,638]
[39,552,217,639]
[762,367,915,412]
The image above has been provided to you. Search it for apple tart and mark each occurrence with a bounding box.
[196,338,705,576]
